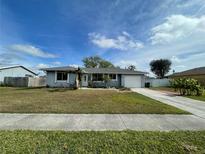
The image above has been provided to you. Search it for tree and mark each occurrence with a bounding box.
[82,56,114,68]
[127,65,136,71]
[82,56,101,68]
[99,60,114,68]
[149,59,171,78]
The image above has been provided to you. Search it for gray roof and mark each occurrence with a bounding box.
[41,66,79,72]
[171,67,205,77]
[82,68,146,75]
[42,66,146,75]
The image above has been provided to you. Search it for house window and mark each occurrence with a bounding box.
[57,72,68,81]
[109,74,117,81]
[92,74,103,81]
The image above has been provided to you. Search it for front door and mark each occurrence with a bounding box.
[81,74,88,87]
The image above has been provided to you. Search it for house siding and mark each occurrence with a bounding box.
[88,74,121,88]
[46,71,77,87]
[45,71,145,88]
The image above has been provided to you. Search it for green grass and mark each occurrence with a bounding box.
[0,87,187,114]
[150,87,205,102]
[150,87,177,93]
[186,94,205,102]
[0,130,205,153]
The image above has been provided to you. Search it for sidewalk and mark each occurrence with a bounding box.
[0,113,205,131]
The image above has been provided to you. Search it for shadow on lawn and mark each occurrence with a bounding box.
[48,88,76,92]
[15,87,75,92]
[15,87,45,90]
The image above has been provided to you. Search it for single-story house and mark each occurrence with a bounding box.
[42,66,147,88]
[0,65,37,83]
[169,66,205,86]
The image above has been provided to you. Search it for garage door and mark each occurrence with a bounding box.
[124,75,142,88]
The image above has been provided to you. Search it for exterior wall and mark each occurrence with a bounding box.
[45,71,145,88]
[88,74,121,88]
[46,71,77,87]
[0,67,35,83]
[141,76,145,88]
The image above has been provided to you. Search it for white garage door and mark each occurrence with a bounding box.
[124,75,142,88]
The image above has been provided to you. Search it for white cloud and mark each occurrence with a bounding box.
[175,65,186,68]
[9,44,58,58]
[177,0,205,9]
[122,31,130,37]
[114,60,138,69]
[36,63,49,69]
[150,15,205,44]
[52,61,61,65]
[69,64,80,68]
[36,61,63,69]
[89,32,143,51]
[171,56,181,63]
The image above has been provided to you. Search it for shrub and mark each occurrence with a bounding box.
[118,87,131,91]
[170,78,203,96]
[0,82,9,87]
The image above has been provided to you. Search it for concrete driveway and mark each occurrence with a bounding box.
[132,88,205,119]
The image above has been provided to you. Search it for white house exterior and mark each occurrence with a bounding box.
[0,65,37,83]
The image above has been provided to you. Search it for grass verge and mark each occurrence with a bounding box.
[150,87,205,102]
[0,130,205,153]
[186,95,205,102]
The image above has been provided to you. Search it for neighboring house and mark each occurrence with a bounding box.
[42,66,147,88]
[0,65,37,83]
[169,66,205,86]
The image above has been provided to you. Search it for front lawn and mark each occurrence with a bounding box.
[0,87,187,114]
[0,130,205,153]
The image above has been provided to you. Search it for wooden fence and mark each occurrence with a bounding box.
[4,77,46,87]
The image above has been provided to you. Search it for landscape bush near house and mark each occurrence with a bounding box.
[170,78,203,96]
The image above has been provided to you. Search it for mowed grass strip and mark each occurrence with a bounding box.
[0,87,188,114]
[151,87,205,102]
[0,130,205,153]
[186,91,205,102]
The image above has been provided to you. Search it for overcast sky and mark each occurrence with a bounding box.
[0,0,205,74]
